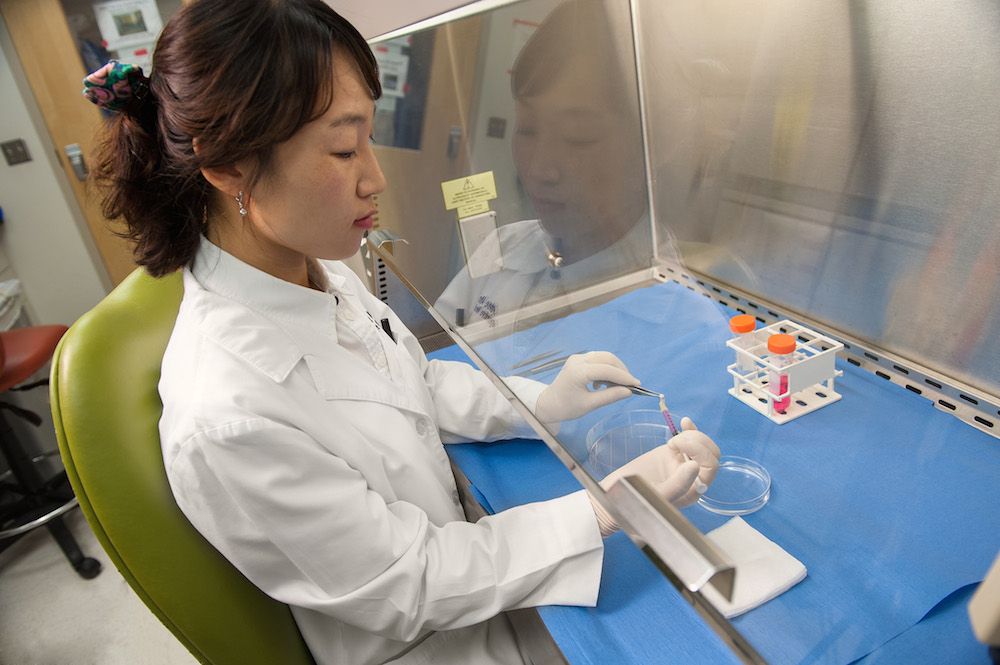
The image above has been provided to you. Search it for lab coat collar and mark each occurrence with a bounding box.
[501,215,651,275]
[189,237,340,382]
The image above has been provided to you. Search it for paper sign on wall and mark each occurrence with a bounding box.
[93,0,163,51]
[441,172,498,219]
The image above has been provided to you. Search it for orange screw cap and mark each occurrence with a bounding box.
[768,334,796,355]
[729,314,756,334]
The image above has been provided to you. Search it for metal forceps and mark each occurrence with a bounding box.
[592,381,661,398]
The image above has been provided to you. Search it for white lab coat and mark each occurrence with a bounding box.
[159,238,604,665]
[435,218,650,371]
[436,218,650,329]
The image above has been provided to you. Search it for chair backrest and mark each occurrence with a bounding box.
[50,268,315,665]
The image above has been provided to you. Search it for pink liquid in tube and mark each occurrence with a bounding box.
[658,394,679,436]
[773,373,790,413]
[767,334,796,414]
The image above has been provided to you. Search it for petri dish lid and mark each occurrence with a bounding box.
[698,456,771,516]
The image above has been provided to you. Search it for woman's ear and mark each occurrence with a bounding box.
[200,163,246,199]
[193,137,247,198]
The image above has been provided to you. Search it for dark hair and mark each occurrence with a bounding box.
[511,0,632,104]
[92,0,380,276]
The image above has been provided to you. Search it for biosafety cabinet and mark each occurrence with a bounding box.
[364,1,1000,663]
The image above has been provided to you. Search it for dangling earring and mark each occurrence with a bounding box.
[235,191,248,218]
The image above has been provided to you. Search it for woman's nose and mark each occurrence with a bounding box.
[358,149,387,199]
[523,139,562,185]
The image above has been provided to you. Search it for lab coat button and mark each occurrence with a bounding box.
[415,418,431,436]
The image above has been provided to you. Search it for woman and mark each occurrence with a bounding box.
[85,1,719,663]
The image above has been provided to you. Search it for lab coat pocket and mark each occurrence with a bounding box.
[303,351,429,417]
[303,355,458,512]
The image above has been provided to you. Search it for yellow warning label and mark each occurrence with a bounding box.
[457,201,491,218]
[441,172,497,218]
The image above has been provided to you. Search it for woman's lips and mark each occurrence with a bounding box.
[531,197,565,215]
[353,214,375,229]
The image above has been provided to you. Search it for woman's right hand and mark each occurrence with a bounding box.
[587,418,720,537]
[534,352,638,423]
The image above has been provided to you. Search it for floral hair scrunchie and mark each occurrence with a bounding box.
[82,60,150,113]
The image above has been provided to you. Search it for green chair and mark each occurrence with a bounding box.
[50,268,315,665]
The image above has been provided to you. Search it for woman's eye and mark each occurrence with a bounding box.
[335,136,375,158]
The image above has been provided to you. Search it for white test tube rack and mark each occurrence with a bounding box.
[727,319,845,424]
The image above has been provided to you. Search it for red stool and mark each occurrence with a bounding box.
[0,325,101,578]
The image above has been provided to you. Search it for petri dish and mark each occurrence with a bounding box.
[586,410,670,479]
[698,456,771,515]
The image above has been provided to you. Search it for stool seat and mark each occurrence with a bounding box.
[0,325,68,392]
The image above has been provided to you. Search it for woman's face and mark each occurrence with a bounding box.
[512,68,646,260]
[245,58,386,264]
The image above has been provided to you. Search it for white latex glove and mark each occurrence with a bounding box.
[534,352,638,423]
[588,417,721,537]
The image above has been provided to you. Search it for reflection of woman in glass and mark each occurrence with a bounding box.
[511,0,647,264]
[438,0,650,325]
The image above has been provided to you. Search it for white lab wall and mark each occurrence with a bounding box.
[0,16,110,327]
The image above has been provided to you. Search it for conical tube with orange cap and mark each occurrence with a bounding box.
[767,334,797,413]
[729,314,757,374]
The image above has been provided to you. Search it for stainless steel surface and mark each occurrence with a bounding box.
[366,229,409,249]
[636,0,1000,400]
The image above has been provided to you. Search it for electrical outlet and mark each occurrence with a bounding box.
[1,139,31,166]
[486,117,507,139]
